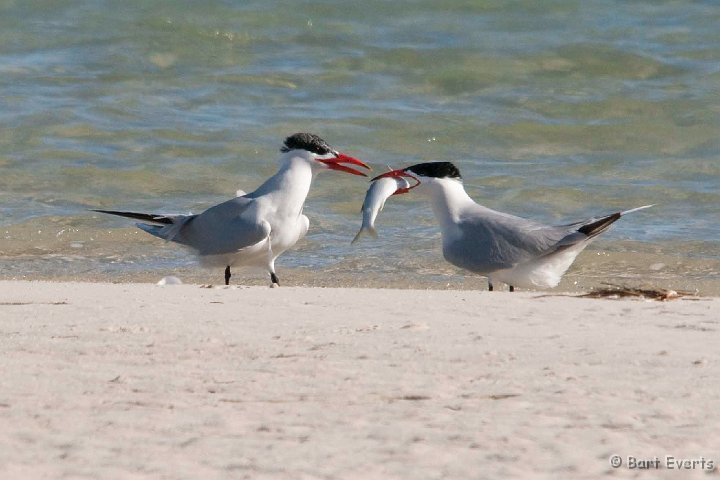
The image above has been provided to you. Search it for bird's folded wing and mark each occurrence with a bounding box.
[172,197,270,255]
[449,214,568,272]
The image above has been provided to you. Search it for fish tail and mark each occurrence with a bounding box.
[351,226,378,244]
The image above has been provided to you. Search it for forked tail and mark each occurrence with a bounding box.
[351,226,378,244]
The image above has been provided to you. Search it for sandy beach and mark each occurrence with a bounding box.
[1,281,718,479]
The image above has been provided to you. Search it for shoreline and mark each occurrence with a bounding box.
[1,243,719,296]
[1,281,719,478]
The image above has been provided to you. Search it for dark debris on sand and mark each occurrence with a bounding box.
[535,283,699,301]
[577,283,698,301]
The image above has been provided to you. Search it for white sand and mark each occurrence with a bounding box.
[1,281,718,479]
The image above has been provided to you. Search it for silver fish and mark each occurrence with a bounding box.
[352,176,410,244]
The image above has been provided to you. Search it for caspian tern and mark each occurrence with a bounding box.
[94,133,370,286]
[372,162,652,291]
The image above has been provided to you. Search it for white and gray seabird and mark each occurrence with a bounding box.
[94,133,370,286]
[372,162,652,291]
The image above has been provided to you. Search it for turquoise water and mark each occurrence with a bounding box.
[1,1,719,293]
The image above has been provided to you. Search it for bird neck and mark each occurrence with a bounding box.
[250,156,314,215]
[425,179,475,228]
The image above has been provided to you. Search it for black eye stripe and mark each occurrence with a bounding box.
[405,162,462,179]
[281,133,333,155]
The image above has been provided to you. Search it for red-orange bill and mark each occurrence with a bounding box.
[321,153,371,177]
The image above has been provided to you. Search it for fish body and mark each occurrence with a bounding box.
[352,177,410,244]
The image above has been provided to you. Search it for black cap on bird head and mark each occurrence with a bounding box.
[281,133,334,156]
[405,162,462,179]
[279,132,371,177]
[370,161,461,195]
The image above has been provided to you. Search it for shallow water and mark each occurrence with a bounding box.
[1,1,719,293]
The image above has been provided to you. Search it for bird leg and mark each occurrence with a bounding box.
[509,285,515,292]
[265,231,280,287]
[224,266,231,286]
[488,280,494,292]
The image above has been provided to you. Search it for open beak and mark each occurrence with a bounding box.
[371,168,420,195]
[320,153,371,177]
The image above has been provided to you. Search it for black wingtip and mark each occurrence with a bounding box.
[578,212,621,237]
[91,209,173,225]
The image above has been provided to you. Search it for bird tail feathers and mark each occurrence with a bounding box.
[578,204,654,238]
[93,209,192,242]
[92,209,174,225]
[620,204,655,216]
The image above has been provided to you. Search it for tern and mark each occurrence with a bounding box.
[372,162,652,291]
[94,133,370,286]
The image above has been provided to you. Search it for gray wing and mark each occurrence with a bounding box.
[95,196,270,255]
[444,205,630,274]
[172,196,270,255]
[443,206,579,273]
